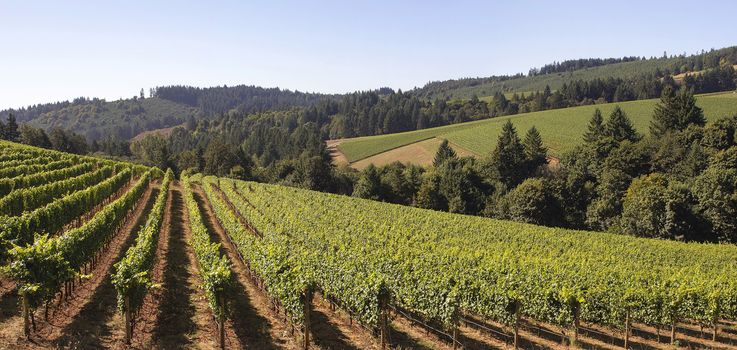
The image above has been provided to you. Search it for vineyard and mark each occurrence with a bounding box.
[1,139,737,349]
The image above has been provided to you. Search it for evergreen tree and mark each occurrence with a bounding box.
[4,114,20,142]
[651,86,705,136]
[433,139,457,167]
[605,106,640,142]
[583,109,605,143]
[523,126,547,172]
[490,120,527,187]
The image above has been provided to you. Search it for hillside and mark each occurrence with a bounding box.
[335,91,737,167]
[22,97,197,141]
[414,46,737,100]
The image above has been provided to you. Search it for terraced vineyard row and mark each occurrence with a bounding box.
[201,175,737,349]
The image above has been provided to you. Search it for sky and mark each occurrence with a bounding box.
[1,0,736,110]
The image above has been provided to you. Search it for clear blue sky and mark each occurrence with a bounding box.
[1,0,735,109]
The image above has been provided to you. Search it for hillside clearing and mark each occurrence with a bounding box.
[336,92,737,165]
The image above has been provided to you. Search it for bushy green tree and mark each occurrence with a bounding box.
[650,86,705,136]
[504,178,562,226]
[693,167,737,243]
[620,174,670,238]
[352,164,383,201]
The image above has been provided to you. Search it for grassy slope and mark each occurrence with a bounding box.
[27,97,198,140]
[337,92,737,162]
[419,57,684,100]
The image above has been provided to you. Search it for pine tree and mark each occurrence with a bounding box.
[524,126,547,162]
[5,114,20,142]
[433,139,458,167]
[606,106,640,142]
[583,109,605,143]
[491,120,527,186]
[650,86,704,136]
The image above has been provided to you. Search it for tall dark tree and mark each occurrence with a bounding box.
[433,139,458,167]
[490,120,527,187]
[523,126,547,172]
[4,114,20,142]
[651,86,705,136]
[605,106,640,143]
[583,109,605,143]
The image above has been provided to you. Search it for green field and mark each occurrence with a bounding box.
[337,92,737,162]
[417,57,685,100]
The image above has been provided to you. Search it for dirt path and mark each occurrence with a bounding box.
[148,182,221,349]
[325,139,349,167]
[125,183,173,349]
[192,184,297,349]
[0,182,155,349]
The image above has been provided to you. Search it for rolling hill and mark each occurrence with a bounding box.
[334,91,737,168]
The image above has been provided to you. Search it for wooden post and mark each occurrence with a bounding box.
[624,310,630,350]
[124,296,132,344]
[379,293,389,349]
[452,323,458,350]
[712,320,718,342]
[670,318,676,345]
[302,289,312,350]
[218,294,225,349]
[572,306,580,348]
[514,308,520,349]
[22,295,30,338]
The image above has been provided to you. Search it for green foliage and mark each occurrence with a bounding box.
[338,93,737,162]
[113,169,172,314]
[503,178,562,226]
[650,86,705,136]
[583,109,605,143]
[204,176,737,332]
[605,106,640,143]
[490,120,526,187]
[433,139,457,167]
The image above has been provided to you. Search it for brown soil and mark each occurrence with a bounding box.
[192,184,297,349]
[326,139,350,167]
[145,182,222,349]
[0,182,155,349]
[350,138,477,170]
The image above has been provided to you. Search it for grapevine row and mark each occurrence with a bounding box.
[0,165,114,216]
[181,175,231,347]
[0,167,133,260]
[215,177,737,344]
[112,169,172,342]
[0,159,77,179]
[0,162,96,197]
[4,169,153,321]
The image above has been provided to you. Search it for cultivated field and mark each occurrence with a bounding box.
[335,92,737,166]
[1,140,737,349]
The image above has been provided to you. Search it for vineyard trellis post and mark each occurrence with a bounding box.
[513,300,521,350]
[22,294,30,338]
[624,309,630,350]
[379,293,389,349]
[218,293,226,349]
[302,288,313,350]
[124,295,132,344]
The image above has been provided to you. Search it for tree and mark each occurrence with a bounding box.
[490,120,527,187]
[605,106,640,143]
[352,164,384,201]
[523,126,547,172]
[130,135,172,170]
[203,140,240,176]
[4,113,20,142]
[693,167,737,243]
[415,172,445,211]
[650,86,705,136]
[583,109,605,143]
[620,174,670,238]
[433,139,457,167]
[19,124,51,148]
[504,178,562,226]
